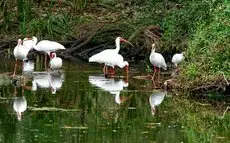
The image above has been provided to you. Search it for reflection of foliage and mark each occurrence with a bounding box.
[0,62,229,142]
[0,74,11,86]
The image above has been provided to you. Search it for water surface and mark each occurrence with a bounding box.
[0,56,229,143]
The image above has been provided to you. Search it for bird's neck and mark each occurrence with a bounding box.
[117,62,125,68]
[32,80,37,91]
[115,40,120,53]
[33,37,38,45]
[150,51,155,57]
[115,92,121,104]
[17,42,22,48]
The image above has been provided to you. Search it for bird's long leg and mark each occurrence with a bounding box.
[151,106,156,115]
[45,53,47,70]
[111,67,115,75]
[125,65,128,77]
[152,65,156,81]
[124,76,128,84]
[157,67,161,85]
[175,66,180,74]
[13,59,18,77]
[107,67,115,75]
[152,65,157,88]
[104,65,109,77]
[103,64,106,74]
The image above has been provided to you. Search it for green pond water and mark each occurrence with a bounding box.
[0,56,229,143]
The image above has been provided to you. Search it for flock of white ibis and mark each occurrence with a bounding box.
[13,36,65,76]
[13,36,184,84]
[11,36,185,120]
[88,37,185,84]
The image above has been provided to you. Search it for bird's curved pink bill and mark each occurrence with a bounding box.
[120,38,134,47]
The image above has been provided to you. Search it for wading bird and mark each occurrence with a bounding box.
[50,53,63,70]
[89,37,133,75]
[33,40,65,69]
[172,52,185,68]
[13,39,30,76]
[149,44,167,84]
[101,53,129,76]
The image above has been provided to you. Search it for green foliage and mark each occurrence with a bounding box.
[66,0,88,13]
[26,14,76,40]
[145,64,152,73]
[180,1,230,87]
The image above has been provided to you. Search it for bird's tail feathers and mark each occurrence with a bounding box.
[59,45,66,49]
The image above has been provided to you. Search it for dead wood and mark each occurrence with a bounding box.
[61,24,105,57]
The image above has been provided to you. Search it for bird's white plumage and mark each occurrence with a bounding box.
[89,37,125,64]
[13,96,27,121]
[92,53,129,69]
[172,52,184,67]
[50,53,63,70]
[34,40,65,55]
[13,39,30,60]
[149,44,167,70]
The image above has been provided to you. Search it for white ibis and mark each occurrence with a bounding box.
[89,37,133,74]
[33,40,65,69]
[23,36,38,51]
[89,75,129,104]
[149,44,167,83]
[13,39,30,76]
[49,53,63,70]
[13,96,27,121]
[172,52,185,68]
[99,53,129,76]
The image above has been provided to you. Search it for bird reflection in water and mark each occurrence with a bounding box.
[13,86,27,121]
[32,71,64,94]
[89,75,131,104]
[22,60,35,75]
[149,80,168,115]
